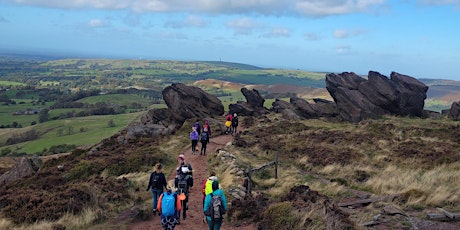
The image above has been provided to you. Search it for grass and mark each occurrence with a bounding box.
[0,112,144,155]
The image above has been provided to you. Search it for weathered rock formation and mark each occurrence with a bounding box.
[0,156,42,185]
[116,83,225,143]
[162,83,224,120]
[326,71,428,122]
[271,97,338,120]
[448,101,460,120]
[229,88,269,116]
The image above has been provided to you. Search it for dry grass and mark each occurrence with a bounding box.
[365,163,460,207]
[0,208,103,230]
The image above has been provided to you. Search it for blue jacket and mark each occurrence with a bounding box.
[203,189,227,222]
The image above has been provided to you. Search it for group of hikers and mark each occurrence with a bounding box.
[224,113,238,135]
[146,113,237,230]
[189,113,239,156]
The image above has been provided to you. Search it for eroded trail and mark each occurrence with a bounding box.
[128,133,256,230]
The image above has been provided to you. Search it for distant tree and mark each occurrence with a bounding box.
[38,108,49,123]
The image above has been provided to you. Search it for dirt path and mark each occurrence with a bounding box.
[127,132,257,230]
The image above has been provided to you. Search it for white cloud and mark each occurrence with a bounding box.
[226,17,263,35]
[333,28,368,39]
[165,15,208,29]
[336,45,351,54]
[263,27,291,38]
[88,19,109,27]
[333,29,349,39]
[417,0,460,9]
[6,0,388,17]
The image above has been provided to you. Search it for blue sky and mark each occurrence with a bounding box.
[1,0,460,80]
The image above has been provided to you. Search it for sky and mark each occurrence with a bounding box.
[0,0,460,80]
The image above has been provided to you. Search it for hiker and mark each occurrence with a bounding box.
[204,180,227,230]
[190,126,199,155]
[201,171,218,208]
[200,128,210,155]
[194,119,202,137]
[231,113,238,135]
[175,154,193,221]
[202,119,212,139]
[146,163,168,214]
[224,112,233,135]
[157,187,181,230]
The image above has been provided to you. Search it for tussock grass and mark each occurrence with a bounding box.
[365,163,460,207]
[0,208,103,230]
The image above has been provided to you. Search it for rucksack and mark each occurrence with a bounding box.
[177,174,189,194]
[161,192,176,217]
[150,172,160,188]
[206,193,225,221]
[232,117,238,126]
[201,132,208,143]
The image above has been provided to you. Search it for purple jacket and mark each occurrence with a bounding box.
[190,131,198,140]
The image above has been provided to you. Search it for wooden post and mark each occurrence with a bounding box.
[247,165,252,196]
[275,151,278,179]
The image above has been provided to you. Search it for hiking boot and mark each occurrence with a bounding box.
[152,209,157,214]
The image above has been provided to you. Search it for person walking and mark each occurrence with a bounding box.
[157,188,181,230]
[146,163,168,214]
[224,112,233,135]
[200,128,210,155]
[190,127,199,155]
[175,154,193,222]
[231,113,238,135]
[201,171,218,208]
[204,180,227,230]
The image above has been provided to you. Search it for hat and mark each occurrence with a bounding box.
[178,154,185,161]
[212,180,219,191]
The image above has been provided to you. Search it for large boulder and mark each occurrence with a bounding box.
[448,101,460,120]
[326,71,428,122]
[162,83,224,121]
[0,156,42,185]
[229,88,269,116]
[118,83,225,141]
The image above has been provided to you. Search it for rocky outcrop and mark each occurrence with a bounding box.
[229,88,269,116]
[117,83,225,142]
[162,83,224,121]
[0,156,42,185]
[448,101,460,120]
[326,71,428,122]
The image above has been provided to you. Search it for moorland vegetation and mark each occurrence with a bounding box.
[0,56,460,229]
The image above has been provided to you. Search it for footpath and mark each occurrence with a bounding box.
[127,131,257,230]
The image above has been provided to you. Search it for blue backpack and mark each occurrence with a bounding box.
[161,192,176,217]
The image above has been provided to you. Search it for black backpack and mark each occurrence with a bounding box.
[232,117,238,126]
[177,174,189,194]
[205,193,225,221]
[150,172,160,188]
[201,132,209,143]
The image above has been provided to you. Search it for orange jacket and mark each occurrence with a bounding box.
[157,192,182,213]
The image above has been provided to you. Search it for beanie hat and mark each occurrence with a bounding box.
[212,180,219,191]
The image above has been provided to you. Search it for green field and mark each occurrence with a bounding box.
[0,112,144,155]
